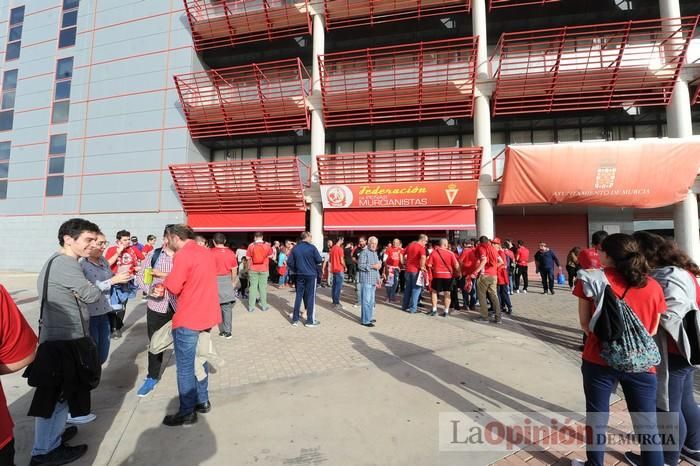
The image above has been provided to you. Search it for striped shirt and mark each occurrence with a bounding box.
[135,249,177,314]
[358,248,381,286]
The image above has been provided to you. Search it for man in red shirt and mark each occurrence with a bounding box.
[514,240,530,293]
[426,239,459,317]
[0,285,38,466]
[245,232,273,313]
[383,238,404,303]
[163,224,221,427]
[329,237,346,307]
[493,238,514,315]
[474,236,503,323]
[211,233,238,340]
[142,235,157,255]
[578,230,608,270]
[104,229,145,338]
[401,234,428,313]
[458,239,479,310]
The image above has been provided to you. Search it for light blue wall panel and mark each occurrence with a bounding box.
[80,172,159,213]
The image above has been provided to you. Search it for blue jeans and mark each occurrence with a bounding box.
[89,314,111,365]
[278,273,287,286]
[582,361,664,466]
[402,271,422,313]
[360,283,376,324]
[173,327,209,415]
[331,272,344,304]
[293,274,316,323]
[386,267,399,301]
[662,354,700,465]
[32,400,69,456]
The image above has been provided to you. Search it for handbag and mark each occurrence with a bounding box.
[598,285,660,373]
[38,255,101,389]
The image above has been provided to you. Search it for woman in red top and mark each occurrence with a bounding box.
[634,231,700,466]
[426,239,459,317]
[572,234,665,466]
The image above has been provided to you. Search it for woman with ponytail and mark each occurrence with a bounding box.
[633,231,700,466]
[571,234,666,466]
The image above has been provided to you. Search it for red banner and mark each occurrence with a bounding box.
[320,180,478,209]
[499,140,700,208]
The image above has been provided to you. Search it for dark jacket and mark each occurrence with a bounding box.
[25,338,101,418]
[534,249,560,272]
[288,242,323,277]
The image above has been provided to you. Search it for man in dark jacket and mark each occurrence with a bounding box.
[534,242,561,295]
[287,232,323,328]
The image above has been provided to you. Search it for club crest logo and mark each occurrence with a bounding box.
[594,167,616,190]
[325,185,353,208]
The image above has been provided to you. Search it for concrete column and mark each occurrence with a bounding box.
[472,0,494,238]
[660,0,699,262]
[309,12,325,251]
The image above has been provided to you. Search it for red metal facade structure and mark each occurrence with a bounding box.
[692,79,700,105]
[319,37,478,127]
[322,0,470,30]
[489,0,558,9]
[316,147,482,184]
[168,157,308,214]
[174,58,310,138]
[182,0,311,52]
[491,16,699,116]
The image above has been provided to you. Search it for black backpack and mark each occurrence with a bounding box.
[593,285,626,342]
[151,247,163,268]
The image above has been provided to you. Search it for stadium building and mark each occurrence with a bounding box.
[0,0,699,271]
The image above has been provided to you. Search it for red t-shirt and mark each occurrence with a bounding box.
[516,246,530,266]
[105,245,145,274]
[246,242,273,273]
[143,244,154,255]
[477,243,500,277]
[0,285,38,448]
[329,245,345,274]
[459,248,479,277]
[385,246,404,268]
[426,248,458,279]
[573,268,666,371]
[578,247,601,269]
[164,241,222,331]
[211,247,238,276]
[405,242,426,274]
[497,250,510,285]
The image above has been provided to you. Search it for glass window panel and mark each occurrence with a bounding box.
[0,162,8,178]
[394,137,413,150]
[558,128,580,142]
[48,157,65,174]
[417,136,437,149]
[5,42,20,61]
[277,145,294,157]
[491,132,506,145]
[56,58,74,79]
[353,141,372,153]
[0,180,7,199]
[510,130,531,144]
[54,81,71,100]
[296,144,310,156]
[10,6,25,26]
[375,139,394,151]
[260,147,277,158]
[1,91,15,110]
[241,147,257,159]
[49,134,67,155]
[0,142,10,160]
[9,26,22,42]
[324,143,331,154]
[3,70,18,90]
[46,176,64,197]
[58,27,77,48]
[62,10,78,28]
[0,111,13,131]
[533,129,554,144]
[438,135,459,148]
[63,0,80,9]
[52,101,70,124]
[582,127,605,141]
[335,141,352,153]
[635,125,658,138]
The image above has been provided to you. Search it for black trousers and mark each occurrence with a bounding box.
[514,265,528,291]
[147,307,175,380]
[566,265,578,288]
[450,277,465,309]
[0,438,14,466]
[541,268,554,293]
[108,307,125,331]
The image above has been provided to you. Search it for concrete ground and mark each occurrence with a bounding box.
[0,272,682,466]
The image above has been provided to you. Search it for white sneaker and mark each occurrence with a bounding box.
[67,413,97,425]
[570,459,585,466]
[522,290,528,294]
[515,290,520,294]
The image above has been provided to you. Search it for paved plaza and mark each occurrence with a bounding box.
[2,272,693,466]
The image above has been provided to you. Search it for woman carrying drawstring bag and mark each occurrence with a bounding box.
[571,234,666,466]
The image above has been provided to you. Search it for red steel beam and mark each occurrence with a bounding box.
[182,0,311,52]
[169,157,307,213]
[491,16,699,116]
[323,0,470,30]
[489,0,558,10]
[319,37,478,128]
[317,147,483,184]
[173,58,310,138]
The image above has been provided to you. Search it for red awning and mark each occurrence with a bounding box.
[188,211,306,232]
[499,139,700,208]
[324,208,475,231]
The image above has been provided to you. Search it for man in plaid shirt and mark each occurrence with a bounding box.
[358,236,381,328]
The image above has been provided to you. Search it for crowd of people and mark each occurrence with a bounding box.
[0,220,699,466]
